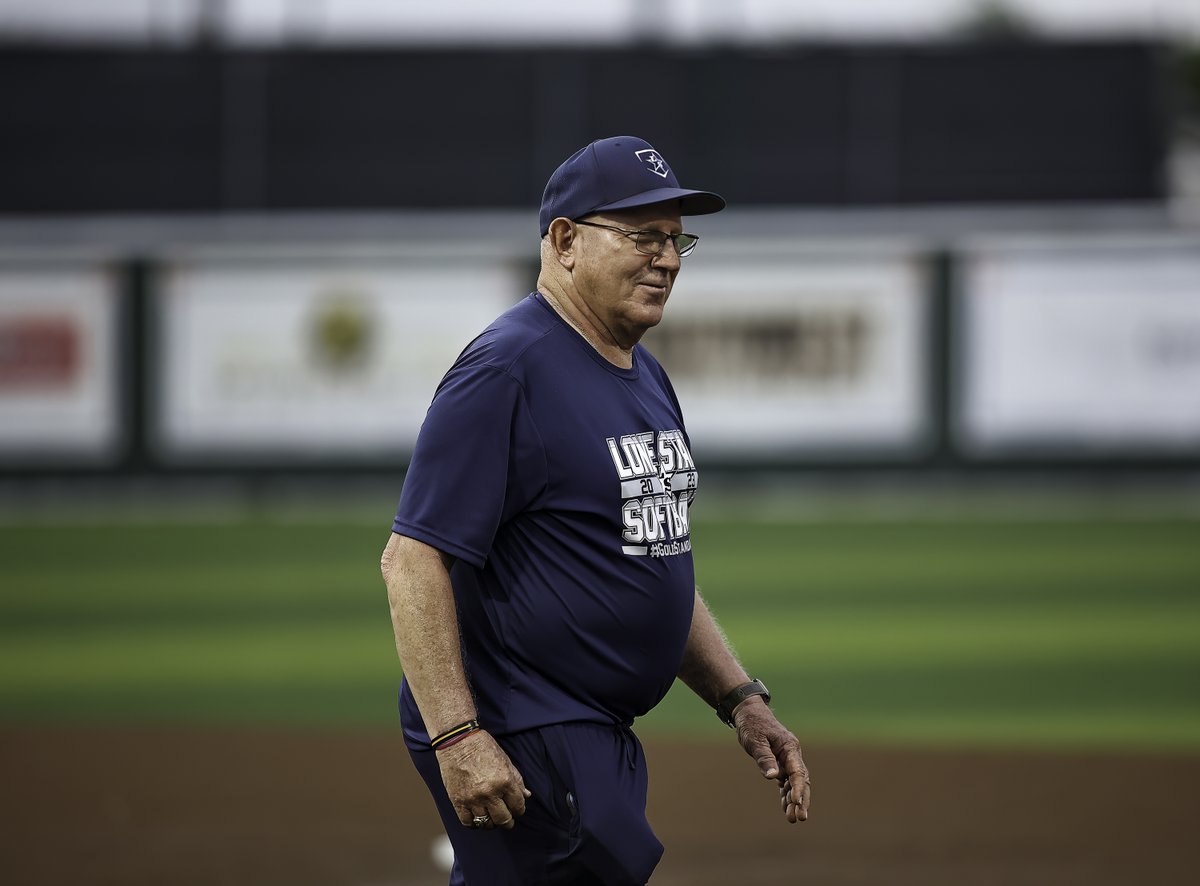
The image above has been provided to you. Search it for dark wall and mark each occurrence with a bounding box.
[0,42,1167,214]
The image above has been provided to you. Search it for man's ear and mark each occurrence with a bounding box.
[547,218,576,270]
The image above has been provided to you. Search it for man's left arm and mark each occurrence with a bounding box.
[676,588,812,823]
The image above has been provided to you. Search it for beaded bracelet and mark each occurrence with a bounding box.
[430,719,481,750]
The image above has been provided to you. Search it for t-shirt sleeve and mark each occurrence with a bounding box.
[392,362,547,568]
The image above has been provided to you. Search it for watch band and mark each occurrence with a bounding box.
[715,678,771,727]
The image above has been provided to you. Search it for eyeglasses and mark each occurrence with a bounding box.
[574,220,700,258]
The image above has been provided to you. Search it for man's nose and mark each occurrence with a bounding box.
[653,240,682,269]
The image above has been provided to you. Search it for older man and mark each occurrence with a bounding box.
[382,136,810,886]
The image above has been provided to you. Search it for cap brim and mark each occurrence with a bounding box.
[591,187,726,218]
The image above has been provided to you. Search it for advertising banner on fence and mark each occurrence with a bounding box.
[0,266,120,461]
[156,258,523,459]
[642,251,929,457]
[958,240,1200,455]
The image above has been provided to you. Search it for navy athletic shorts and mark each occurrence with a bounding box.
[409,721,664,885]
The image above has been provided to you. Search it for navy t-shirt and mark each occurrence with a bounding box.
[393,292,699,744]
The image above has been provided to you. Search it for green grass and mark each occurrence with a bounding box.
[1,504,1198,751]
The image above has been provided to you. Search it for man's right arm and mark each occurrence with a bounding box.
[381,531,529,829]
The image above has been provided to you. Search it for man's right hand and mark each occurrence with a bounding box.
[436,730,531,830]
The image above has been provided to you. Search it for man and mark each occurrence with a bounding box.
[382,135,811,886]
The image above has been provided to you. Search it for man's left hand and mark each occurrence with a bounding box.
[733,697,811,823]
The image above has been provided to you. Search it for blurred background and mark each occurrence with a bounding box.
[1,2,1199,885]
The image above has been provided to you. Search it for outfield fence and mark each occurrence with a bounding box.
[1,212,1197,479]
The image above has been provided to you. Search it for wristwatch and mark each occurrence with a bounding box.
[715,678,771,727]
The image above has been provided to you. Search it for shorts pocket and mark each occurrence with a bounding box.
[539,731,582,838]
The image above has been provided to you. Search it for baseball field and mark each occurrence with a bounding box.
[2,488,1199,884]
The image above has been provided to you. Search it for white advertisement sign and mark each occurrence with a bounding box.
[0,266,120,460]
[959,241,1200,454]
[643,252,928,456]
[156,258,523,458]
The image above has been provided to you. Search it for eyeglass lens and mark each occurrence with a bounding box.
[636,231,698,257]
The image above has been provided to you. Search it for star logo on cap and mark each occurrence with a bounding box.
[635,148,669,179]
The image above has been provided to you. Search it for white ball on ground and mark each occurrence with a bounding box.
[431,834,455,872]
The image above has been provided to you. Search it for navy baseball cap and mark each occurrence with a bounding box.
[539,136,725,236]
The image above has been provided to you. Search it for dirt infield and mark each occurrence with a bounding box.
[2,727,1197,885]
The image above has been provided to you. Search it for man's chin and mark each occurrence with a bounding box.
[630,308,664,335]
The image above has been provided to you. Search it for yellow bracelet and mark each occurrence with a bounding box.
[429,719,480,749]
